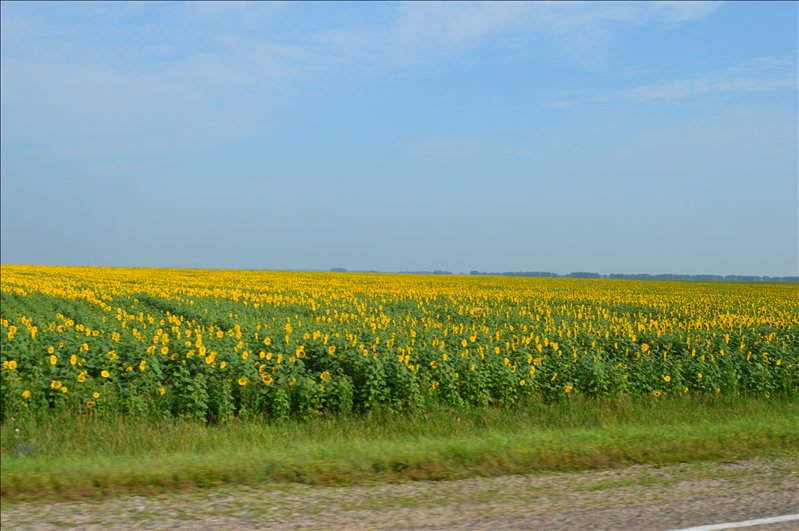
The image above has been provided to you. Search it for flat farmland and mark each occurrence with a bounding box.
[2,266,796,421]
[1,266,797,503]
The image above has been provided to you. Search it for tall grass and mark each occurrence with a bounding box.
[2,394,797,501]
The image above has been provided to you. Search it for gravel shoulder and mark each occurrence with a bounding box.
[2,456,797,530]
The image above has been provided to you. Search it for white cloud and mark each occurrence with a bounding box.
[1,1,727,154]
[543,91,580,109]
[1,1,725,70]
[312,1,723,73]
[647,1,723,22]
[538,57,798,109]
[620,76,797,102]
[0,57,276,156]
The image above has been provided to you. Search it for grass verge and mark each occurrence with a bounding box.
[2,395,797,502]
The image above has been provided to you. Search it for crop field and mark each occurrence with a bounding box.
[1,265,797,423]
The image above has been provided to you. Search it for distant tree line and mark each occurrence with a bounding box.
[468,271,798,282]
[331,268,797,282]
[398,270,453,275]
[470,271,561,277]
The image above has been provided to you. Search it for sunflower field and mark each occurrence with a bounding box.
[1,266,797,422]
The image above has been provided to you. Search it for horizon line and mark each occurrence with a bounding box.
[1,263,797,281]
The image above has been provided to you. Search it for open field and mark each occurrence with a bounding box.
[2,266,797,422]
[1,266,797,501]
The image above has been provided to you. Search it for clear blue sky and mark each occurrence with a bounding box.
[1,1,797,276]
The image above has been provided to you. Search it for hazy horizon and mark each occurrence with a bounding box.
[2,1,797,277]
[2,263,797,281]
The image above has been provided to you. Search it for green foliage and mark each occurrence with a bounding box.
[2,395,797,502]
[1,268,798,423]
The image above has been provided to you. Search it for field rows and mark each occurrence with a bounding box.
[1,266,797,421]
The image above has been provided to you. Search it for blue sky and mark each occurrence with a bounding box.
[1,1,797,276]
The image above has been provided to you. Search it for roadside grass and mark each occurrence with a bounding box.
[1,394,797,502]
